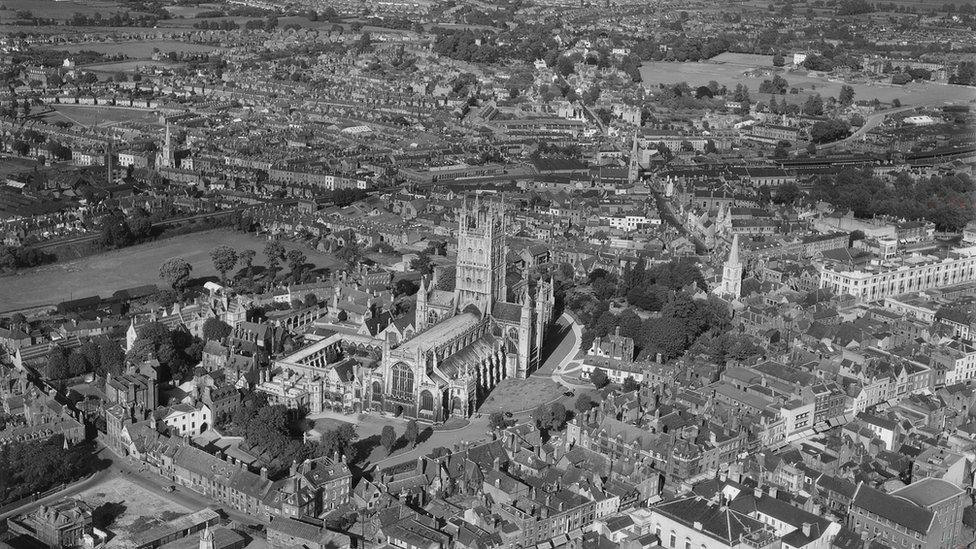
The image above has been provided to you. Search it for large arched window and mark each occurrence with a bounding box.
[420,390,434,411]
[371,381,382,401]
[391,363,414,396]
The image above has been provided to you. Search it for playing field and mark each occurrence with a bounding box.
[0,229,342,312]
[42,104,159,128]
[43,40,223,58]
[640,61,976,107]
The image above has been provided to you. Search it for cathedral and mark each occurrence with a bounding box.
[370,196,555,421]
[268,196,555,422]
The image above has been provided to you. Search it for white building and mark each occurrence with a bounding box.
[819,246,976,302]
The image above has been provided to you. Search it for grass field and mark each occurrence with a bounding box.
[42,104,159,128]
[84,60,181,72]
[0,229,343,311]
[640,61,976,107]
[45,40,223,57]
[480,376,566,414]
[0,0,131,20]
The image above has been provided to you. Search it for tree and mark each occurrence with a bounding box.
[286,249,307,283]
[404,420,419,448]
[623,376,641,392]
[806,141,817,155]
[238,249,256,278]
[98,340,125,376]
[264,240,286,283]
[129,210,152,240]
[772,52,785,67]
[802,94,824,116]
[590,367,609,389]
[210,245,238,283]
[575,393,594,413]
[838,85,855,106]
[159,257,192,291]
[46,348,70,379]
[202,318,232,341]
[411,252,433,275]
[68,352,89,376]
[809,119,851,143]
[380,425,396,455]
[488,412,508,429]
[304,293,318,307]
[99,212,134,249]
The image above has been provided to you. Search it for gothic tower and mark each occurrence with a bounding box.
[158,122,174,169]
[534,277,555,362]
[454,196,506,317]
[415,275,430,331]
[627,130,641,184]
[517,285,532,379]
[721,234,743,299]
[199,526,214,549]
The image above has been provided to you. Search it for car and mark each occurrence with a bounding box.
[164,485,176,492]
[504,412,513,418]
[564,390,575,397]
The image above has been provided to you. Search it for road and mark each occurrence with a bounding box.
[818,105,915,151]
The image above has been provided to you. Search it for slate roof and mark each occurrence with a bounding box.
[851,482,934,534]
[653,496,770,545]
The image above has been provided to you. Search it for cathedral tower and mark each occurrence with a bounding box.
[454,196,506,317]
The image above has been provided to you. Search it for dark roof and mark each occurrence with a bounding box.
[491,301,522,323]
[851,482,934,534]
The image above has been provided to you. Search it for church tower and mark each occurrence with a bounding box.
[517,285,532,379]
[415,275,430,331]
[627,130,641,184]
[720,234,743,299]
[454,196,506,317]
[158,122,174,169]
[534,277,555,358]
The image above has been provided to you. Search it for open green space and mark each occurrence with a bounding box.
[640,61,976,107]
[42,104,160,128]
[0,229,342,311]
[0,0,132,20]
[480,376,566,414]
[45,40,223,57]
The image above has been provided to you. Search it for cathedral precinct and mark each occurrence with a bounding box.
[265,195,556,422]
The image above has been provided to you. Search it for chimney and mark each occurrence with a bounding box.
[260,466,268,479]
[693,521,703,531]
[801,523,811,537]
[754,487,762,499]
[769,487,778,498]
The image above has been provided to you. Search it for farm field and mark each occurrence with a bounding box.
[0,229,343,312]
[640,61,976,107]
[42,104,160,127]
[0,0,134,20]
[43,40,223,57]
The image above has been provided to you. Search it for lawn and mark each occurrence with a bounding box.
[76,476,191,547]
[42,40,224,58]
[0,229,342,312]
[640,61,976,107]
[480,376,566,414]
[0,0,132,20]
[42,105,159,128]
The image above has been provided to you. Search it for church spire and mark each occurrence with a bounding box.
[728,234,740,266]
